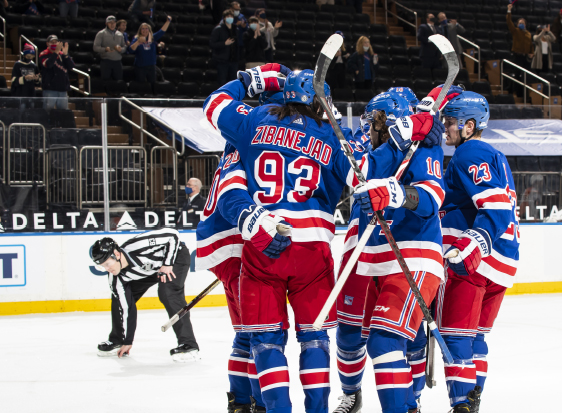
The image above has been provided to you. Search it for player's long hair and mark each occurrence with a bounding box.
[268,96,327,127]
[371,110,391,148]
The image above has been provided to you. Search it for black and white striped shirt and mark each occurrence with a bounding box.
[118,228,182,282]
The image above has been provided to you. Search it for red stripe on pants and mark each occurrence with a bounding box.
[259,369,290,389]
[300,371,330,386]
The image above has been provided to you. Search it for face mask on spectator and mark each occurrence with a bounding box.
[363,45,370,52]
[185,187,193,195]
[441,19,447,25]
[259,13,266,19]
[250,23,258,31]
[50,44,57,51]
[518,23,525,30]
[430,17,436,23]
[233,10,240,17]
[226,17,234,24]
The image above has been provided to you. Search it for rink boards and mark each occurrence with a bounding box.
[0,223,561,315]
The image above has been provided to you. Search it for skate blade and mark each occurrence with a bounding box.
[171,350,201,363]
[97,348,126,357]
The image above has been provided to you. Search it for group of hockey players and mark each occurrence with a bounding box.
[90,58,520,413]
[193,60,520,413]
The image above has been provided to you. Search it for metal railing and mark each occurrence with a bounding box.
[118,97,185,156]
[6,123,46,185]
[385,0,418,46]
[78,146,147,209]
[501,60,551,117]
[46,146,79,209]
[184,155,221,198]
[19,35,38,58]
[151,146,177,207]
[458,35,481,81]
[513,171,561,221]
[71,68,91,96]
[0,16,6,73]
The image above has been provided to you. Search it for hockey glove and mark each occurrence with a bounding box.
[353,177,405,214]
[445,228,492,276]
[238,204,292,259]
[388,112,445,151]
[237,63,291,98]
[416,84,464,112]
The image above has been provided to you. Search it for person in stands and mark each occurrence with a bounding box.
[347,36,378,90]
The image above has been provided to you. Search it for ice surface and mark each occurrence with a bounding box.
[1,293,560,412]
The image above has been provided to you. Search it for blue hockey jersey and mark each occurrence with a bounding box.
[195,143,246,271]
[440,139,519,288]
[203,80,358,244]
[356,142,446,278]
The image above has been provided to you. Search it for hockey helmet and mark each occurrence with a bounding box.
[259,91,285,106]
[442,91,490,130]
[387,86,419,108]
[90,237,119,266]
[363,91,412,122]
[283,69,331,106]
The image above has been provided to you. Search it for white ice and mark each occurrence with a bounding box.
[1,293,560,413]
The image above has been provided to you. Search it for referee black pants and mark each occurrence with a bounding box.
[108,246,199,349]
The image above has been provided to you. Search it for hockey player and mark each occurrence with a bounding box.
[203,64,433,413]
[90,230,199,361]
[333,92,412,413]
[196,91,286,413]
[437,91,519,413]
[351,92,446,413]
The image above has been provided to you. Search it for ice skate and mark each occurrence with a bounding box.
[468,386,482,413]
[170,344,200,362]
[333,389,362,413]
[227,392,251,413]
[448,403,470,413]
[97,341,122,357]
[250,396,265,413]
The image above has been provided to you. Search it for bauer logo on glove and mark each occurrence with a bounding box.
[444,228,492,276]
[238,204,292,259]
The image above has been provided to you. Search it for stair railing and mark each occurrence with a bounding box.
[384,0,418,47]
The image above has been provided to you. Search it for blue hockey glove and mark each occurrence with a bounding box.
[388,112,444,151]
[353,177,406,214]
[238,205,292,259]
[237,63,291,98]
[445,228,492,276]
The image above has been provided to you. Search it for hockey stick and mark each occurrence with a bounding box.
[161,279,221,332]
[312,34,457,364]
[425,321,437,388]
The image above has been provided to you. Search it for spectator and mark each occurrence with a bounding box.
[438,12,465,68]
[15,0,47,16]
[347,36,378,90]
[507,3,534,70]
[128,0,156,29]
[59,0,78,18]
[532,25,556,73]
[178,178,207,228]
[11,43,40,109]
[243,17,267,69]
[210,9,240,85]
[116,19,131,47]
[0,0,9,18]
[229,1,248,57]
[418,13,442,69]
[550,8,562,43]
[39,35,75,110]
[94,16,126,81]
[255,8,282,63]
[129,16,171,85]
[328,31,350,89]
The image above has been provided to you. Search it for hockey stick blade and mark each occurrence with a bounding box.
[428,34,460,114]
[161,279,221,332]
[314,34,343,90]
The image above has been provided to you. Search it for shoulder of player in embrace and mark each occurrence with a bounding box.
[250,124,334,166]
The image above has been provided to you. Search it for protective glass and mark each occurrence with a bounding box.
[443,116,460,129]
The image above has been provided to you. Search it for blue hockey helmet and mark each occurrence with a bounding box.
[387,86,419,108]
[363,91,412,122]
[259,91,285,106]
[283,69,330,106]
[442,91,490,130]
